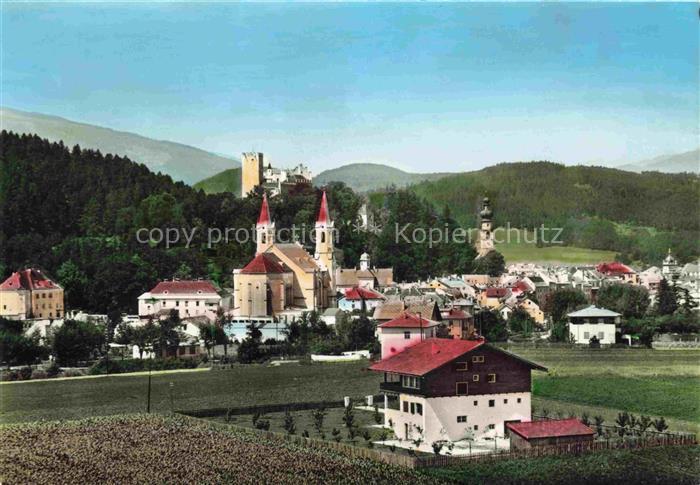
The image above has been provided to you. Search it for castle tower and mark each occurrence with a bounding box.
[314,191,335,278]
[241,152,264,197]
[256,194,275,255]
[662,248,679,277]
[476,197,494,257]
[359,252,370,271]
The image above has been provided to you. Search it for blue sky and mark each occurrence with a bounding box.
[2,3,698,173]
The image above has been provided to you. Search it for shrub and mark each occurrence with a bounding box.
[255,419,270,431]
[283,410,296,435]
[18,366,33,380]
[45,362,61,378]
[431,441,445,455]
[331,428,341,443]
[373,404,382,424]
[31,370,48,380]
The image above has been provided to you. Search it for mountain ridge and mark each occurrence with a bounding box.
[1,107,239,184]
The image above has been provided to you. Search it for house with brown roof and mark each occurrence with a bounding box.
[0,268,64,320]
[370,338,547,445]
[334,252,393,291]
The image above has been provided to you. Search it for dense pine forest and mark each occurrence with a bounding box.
[407,162,700,263]
[0,131,476,314]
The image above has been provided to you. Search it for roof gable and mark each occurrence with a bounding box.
[241,253,287,274]
[378,311,439,329]
[0,269,59,291]
[369,338,485,376]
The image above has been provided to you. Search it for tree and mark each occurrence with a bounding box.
[50,319,105,365]
[655,279,678,316]
[238,322,263,363]
[508,307,535,335]
[283,409,296,435]
[335,313,376,350]
[214,308,231,357]
[597,284,650,319]
[198,323,217,358]
[472,250,505,277]
[0,318,46,366]
[474,310,508,341]
[130,320,159,358]
[543,288,587,324]
[155,310,182,357]
[311,407,326,434]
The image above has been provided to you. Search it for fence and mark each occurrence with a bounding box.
[179,410,696,470]
[415,433,697,468]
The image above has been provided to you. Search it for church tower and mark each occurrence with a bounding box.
[314,191,335,277]
[241,152,264,197]
[256,194,275,255]
[476,197,494,257]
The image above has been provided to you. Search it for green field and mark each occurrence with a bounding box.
[493,228,617,264]
[420,446,700,485]
[2,349,698,435]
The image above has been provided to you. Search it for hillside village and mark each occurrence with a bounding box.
[2,168,698,456]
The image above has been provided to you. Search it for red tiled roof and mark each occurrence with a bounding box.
[485,287,509,298]
[0,269,59,291]
[378,311,440,329]
[257,194,271,225]
[512,281,531,293]
[150,280,219,294]
[596,262,634,275]
[443,308,470,320]
[240,253,287,274]
[370,338,485,376]
[316,191,330,224]
[506,419,594,440]
[344,286,385,301]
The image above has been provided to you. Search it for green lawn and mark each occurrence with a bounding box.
[420,446,700,485]
[2,349,698,435]
[0,362,380,423]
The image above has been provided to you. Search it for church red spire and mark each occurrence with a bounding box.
[257,193,271,226]
[316,190,330,224]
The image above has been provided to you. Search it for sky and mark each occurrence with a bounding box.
[2,2,698,173]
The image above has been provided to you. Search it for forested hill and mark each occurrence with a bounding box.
[193,167,242,195]
[410,161,699,230]
[313,163,452,192]
[2,131,478,313]
[407,161,700,263]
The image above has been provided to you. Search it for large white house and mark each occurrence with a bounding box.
[370,338,547,444]
[138,280,223,320]
[567,305,621,345]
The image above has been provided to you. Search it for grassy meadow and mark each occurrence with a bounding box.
[2,349,698,435]
[492,228,617,264]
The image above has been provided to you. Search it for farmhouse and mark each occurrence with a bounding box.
[138,280,222,321]
[377,312,439,360]
[506,418,595,450]
[567,305,621,345]
[334,252,394,292]
[0,268,64,320]
[370,338,547,445]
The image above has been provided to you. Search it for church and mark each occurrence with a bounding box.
[232,192,336,318]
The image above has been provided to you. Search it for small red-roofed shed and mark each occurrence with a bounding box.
[506,419,595,449]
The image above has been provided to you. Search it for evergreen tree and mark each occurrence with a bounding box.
[655,279,678,316]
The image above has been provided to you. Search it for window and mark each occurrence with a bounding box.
[517,398,522,403]
[488,373,497,383]
[403,401,409,412]
[176,301,180,307]
[410,402,416,414]
[402,375,420,389]
[455,361,468,371]
[457,416,467,423]
[488,399,495,407]
[504,399,508,404]
[416,403,423,416]
[473,400,478,406]
[583,331,590,339]
[456,382,468,395]
[488,424,495,430]
[598,332,604,339]
[196,301,200,306]
[472,374,479,382]
[404,331,411,340]
[49,293,53,298]
[472,355,484,363]
[185,301,189,307]
[473,425,479,431]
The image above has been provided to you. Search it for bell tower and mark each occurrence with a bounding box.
[256,194,275,254]
[314,191,335,276]
[476,197,494,257]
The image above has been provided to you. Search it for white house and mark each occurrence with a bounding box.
[337,286,386,312]
[138,280,223,321]
[567,305,621,345]
[377,312,439,360]
[370,338,547,444]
